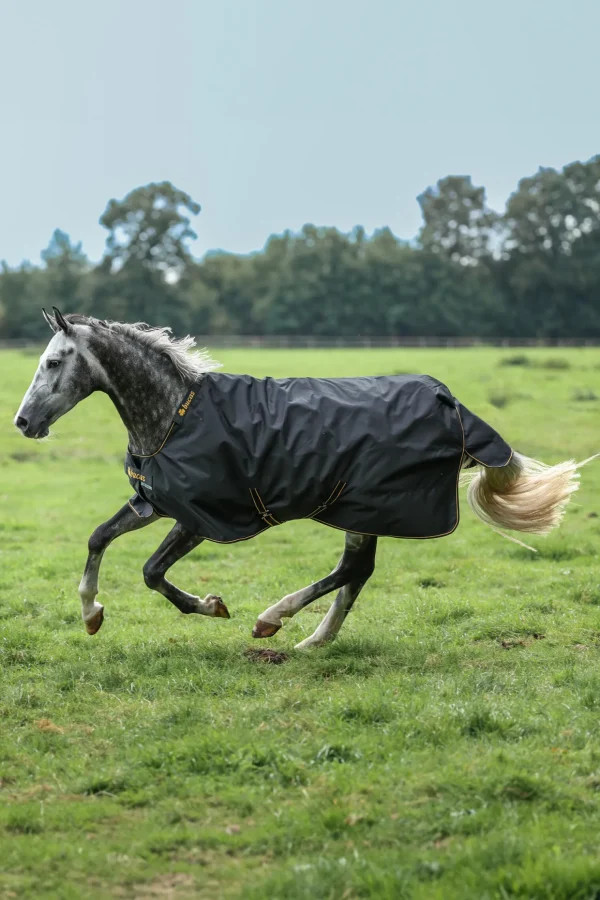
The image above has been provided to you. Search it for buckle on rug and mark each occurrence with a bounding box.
[249,488,280,527]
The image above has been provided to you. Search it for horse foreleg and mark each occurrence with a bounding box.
[142,522,230,619]
[295,536,377,649]
[79,502,158,635]
[252,533,375,638]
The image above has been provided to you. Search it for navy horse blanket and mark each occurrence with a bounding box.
[125,373,512,543]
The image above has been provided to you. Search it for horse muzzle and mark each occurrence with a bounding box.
[14,414,50,439]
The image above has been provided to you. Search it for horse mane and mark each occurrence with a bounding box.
[64,314,221,381]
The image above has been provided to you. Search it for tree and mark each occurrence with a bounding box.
[417,175,498,265]
[41,229,88,313]
[41,228,87,269]
[0,263,48,340]
[502,157,600,336]
[503,157,600,258]
[99,182,201,275]
[95,182,202,328]
[259,226,368,336]
[188,251,258,335]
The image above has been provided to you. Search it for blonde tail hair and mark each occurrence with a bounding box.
[460,453,590,537]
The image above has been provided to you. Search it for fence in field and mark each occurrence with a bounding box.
[192,336,600,349]
[2,336,600,350]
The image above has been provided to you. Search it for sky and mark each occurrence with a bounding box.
[1,0,599,266]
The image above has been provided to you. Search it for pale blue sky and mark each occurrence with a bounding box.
[1,0,599,266]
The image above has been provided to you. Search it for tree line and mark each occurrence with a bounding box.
[2,156,600,340]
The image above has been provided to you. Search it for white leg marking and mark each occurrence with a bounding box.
[294,587,351,649]
[257,586,316,627]
[78,572,104,625]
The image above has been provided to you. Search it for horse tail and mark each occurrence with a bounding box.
[461,452,588,536]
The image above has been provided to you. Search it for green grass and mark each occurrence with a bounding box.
[1,346,600,899]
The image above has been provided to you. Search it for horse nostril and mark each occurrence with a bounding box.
[16,416,28,431]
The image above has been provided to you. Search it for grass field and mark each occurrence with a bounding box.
[2,346,600,899]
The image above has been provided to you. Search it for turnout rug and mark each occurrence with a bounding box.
[125,373,512,543]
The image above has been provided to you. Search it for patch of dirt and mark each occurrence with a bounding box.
[500,632,545,649]
[244,648,289,665]
[34,719,64,733]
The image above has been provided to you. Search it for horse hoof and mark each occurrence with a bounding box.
[203,594,230,619]
[294,637,326,650]
[85,606,104,635]
[214,598,230,619]
[252,619,281,639]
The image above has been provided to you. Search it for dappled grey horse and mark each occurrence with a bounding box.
[15,309,581,648]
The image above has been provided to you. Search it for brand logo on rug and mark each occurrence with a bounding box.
[127,466,146,483]
[178,390,196,417]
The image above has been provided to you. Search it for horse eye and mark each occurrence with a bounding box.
[47,360,61,369]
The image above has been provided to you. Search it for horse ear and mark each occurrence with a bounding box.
[42,308,58,333]
[52,307,71,335]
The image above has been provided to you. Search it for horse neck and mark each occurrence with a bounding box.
[92,333,194,456]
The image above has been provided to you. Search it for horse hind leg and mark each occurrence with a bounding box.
[295,536,377,649]
[252,533,375,639]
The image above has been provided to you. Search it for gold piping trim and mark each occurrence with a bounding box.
[330,481,346,504]
[467,447,514,468]
[324,481,343,505]
[310,517,460,540]
[202,525,272,545]
[128,499,145,519]
[304,481,341,518]
[129,423,175,460]
[305,481,347,519]
[127,384,201,459]
[128,499,169,520]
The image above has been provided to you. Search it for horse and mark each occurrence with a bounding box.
[14,308,582,649]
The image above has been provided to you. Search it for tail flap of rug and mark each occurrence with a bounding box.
[457,401,513,468]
